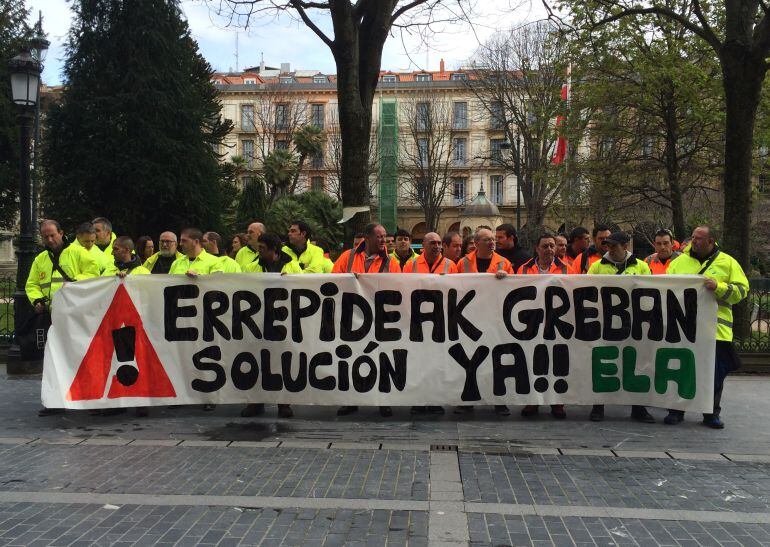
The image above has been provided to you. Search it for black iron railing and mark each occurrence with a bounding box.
[0,275,14,347]
[735,278,770,353]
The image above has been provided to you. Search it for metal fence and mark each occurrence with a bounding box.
[0,273,768,353]
[735,278,770,353]
[0,275,14,348]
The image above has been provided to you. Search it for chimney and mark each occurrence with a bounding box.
[260,52,265,72]
[280,62,291,74]
[440,58,445,73]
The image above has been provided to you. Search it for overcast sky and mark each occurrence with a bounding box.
[25,0,547,85]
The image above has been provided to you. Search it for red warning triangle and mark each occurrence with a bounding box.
[67,284,176,401]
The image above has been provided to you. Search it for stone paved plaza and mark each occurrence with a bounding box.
[1,372,770,546]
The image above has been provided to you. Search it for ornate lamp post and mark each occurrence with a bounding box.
[7,48,42,374]
[28,14,49,230]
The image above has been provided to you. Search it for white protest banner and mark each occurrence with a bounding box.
[42,274,716,411]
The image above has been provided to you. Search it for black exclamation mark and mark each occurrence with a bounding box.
[533,344,549,393]
[112,326,138,386]
[553,344,569,394]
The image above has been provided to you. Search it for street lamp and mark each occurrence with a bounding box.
[7,48,43,374]
[29,13,49,230]
[500,133,522,233]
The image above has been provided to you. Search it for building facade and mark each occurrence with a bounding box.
[213,60,526,237]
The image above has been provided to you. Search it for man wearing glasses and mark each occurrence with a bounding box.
[144,231,183,274]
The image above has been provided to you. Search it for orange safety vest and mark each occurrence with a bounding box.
[457,251,513,274]
[332,247,402,273]
[402,254,457,274]
[516,257,570,275]
[569,248,602,274]
[644,251,681,275]
[558,255,573,268]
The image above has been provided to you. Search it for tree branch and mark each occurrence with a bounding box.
[288,0,334,48]
[591,4,722,52]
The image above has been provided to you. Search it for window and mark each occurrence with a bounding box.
[451,73,467,81]
[313,75,327,84]
[416,177,429,202]
[453,138,467,166]
[311,145,324,168]
[382,75,397,83]
[490,175,504,204]
[310,176,324,192]
[415,73,432,82]
[311,104,325,128]
[279,76,293,84]
[242,175,255,188]
[416,102,430,130]
[452,177,466,205]
[244,78,256,85]
[453,102,468,129]
[242,140,255,168]
[276,140,288,150]
[417,138,429,167]
[241,104,255,130]
[275,104,288,130]
[760,173,770,194]
[490,101,505,129]
[490,139,505,164]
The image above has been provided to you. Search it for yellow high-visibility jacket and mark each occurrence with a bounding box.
[26,243,100,307]
[169,249,224,275]
[667,245,749,341]
[282,242,326,273]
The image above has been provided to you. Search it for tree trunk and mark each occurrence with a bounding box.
[662,86,687,240]
[720,45,763,268]
[329,1,396,246]
[720,43,765,339]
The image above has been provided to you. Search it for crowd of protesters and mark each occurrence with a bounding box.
[26,216,748,430]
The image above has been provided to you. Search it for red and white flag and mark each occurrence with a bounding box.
[551,64,571,165]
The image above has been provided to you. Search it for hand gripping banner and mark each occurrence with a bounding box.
[42,274,717,411]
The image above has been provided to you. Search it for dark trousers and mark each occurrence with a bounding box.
[669,341,739,419]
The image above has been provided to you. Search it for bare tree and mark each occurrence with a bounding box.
[326,108,379,204]
[398,96,456,231]
[207,0,477,240]
[466,21,583,230]
[241,83,307,166]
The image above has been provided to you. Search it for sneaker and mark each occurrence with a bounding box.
[427,406,445,415]
[240,403,265,417]
[521,405,538,417]
[589,405,604,422]
[379,406,393,417]
[337,406,359,416]
[550,405,566,419]
[277,405,293,418]
[38,407,65,417]
[703,415,725,429]
[663,411,684,425]
[631,407,655,424]
[202,404,216,412]
[494,405,511,416]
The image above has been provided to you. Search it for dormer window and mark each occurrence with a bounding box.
[382,75,397,83]
[244,78,256,84]
[279,76,293,84]
[415,73,432,82]
[451,73,467,81]
[313,75,327,83]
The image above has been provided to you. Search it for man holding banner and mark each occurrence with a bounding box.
[587,231,656,424]
[334,223,400,417]
[665,226,749,429]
